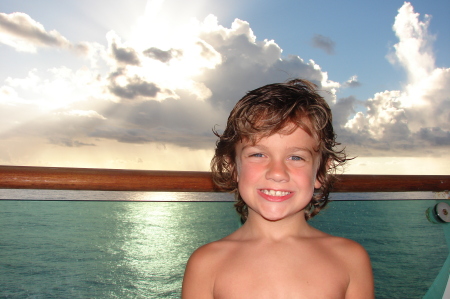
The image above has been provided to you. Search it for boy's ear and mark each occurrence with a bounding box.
[314,158,331,189]
[314,178,322,189]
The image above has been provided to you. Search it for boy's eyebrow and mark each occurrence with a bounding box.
[287,147,316,158]
[290,147,314,155]
[242,144,314,155]
[241,144,269,152]
[241,144,265,150]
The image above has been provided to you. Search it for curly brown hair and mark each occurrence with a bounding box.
[211,79,349,221]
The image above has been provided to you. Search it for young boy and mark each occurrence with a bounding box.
[182,79,374,298]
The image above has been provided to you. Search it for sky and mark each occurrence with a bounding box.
[0,0,449,174]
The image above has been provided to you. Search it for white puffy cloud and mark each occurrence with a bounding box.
[195,15,339,111]
[342,2,450,151]
[389,3,435,84]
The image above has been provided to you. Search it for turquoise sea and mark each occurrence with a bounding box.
[0,190,448,298]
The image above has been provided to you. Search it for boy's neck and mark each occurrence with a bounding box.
[240,211,316,241]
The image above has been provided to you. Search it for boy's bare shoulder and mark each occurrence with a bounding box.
[182,237,238,298]
[314,231,371,266]
[331,235,369,259]
[318,232,366,251]
[188,237,236,264]
[315,233,374,298]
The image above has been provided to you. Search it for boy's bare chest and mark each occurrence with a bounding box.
[213,245,348,299]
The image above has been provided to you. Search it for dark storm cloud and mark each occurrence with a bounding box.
[311,34,335,55]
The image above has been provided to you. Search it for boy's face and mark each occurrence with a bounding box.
[235,125,322,222]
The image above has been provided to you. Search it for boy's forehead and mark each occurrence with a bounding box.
[238,125,319,148]
[242,122,315,142]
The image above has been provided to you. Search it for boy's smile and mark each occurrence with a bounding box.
[235,125,322,221]
[258,189,293,202]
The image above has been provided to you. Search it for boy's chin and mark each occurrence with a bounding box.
[249,209,306,222]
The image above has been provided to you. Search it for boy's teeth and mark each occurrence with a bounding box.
[261,190,290,196]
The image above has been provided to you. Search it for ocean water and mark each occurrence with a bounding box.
[0,190,447,299]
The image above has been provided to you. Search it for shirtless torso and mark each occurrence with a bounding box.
[182,222,374,299]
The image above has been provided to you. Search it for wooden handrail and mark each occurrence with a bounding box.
[0,165,449,193]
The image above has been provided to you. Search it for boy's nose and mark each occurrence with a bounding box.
[265,160,289,182]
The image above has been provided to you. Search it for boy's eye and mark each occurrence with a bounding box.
[250,153,264,158]
[290,156,304,161]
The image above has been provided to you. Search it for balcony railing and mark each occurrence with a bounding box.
[0,165,449,194]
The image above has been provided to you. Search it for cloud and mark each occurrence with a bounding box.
[311,34,335,55]
[111,43,141,66]
[332,96,357,128]
[342,2,450,152]
[0,13,337,151]
[0,12,89,54]
[0,12,70,52]
[108,33,141,66]
[0,2,448,167]
[49,137,96,147]
[414,127,450,146]
[108,69,162,100]
[343,75,361,88]
[143,47,183,63]
[196,16,339,111]
[387,3,435,83]
[57,110,107,120]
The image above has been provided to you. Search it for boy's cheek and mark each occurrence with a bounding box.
[237,164,264,185]
[236,162,254,184]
